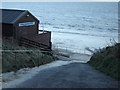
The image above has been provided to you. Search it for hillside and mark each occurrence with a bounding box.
[88,43,120,81]
[2,37,57,73]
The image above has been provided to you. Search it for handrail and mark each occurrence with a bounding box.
[0,50,52,53]
[20,37,51,51]
[21,37,50,48]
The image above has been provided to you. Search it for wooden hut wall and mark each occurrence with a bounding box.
[14,12,39,39]
[2,23,13,37]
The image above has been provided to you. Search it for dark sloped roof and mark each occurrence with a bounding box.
[0,9,27,24]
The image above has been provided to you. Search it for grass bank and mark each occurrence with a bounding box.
[2,37,57,73]
[87,43,120,81]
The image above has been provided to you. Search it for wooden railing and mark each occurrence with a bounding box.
[19,37,51,55]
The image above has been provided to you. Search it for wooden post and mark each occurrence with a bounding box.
[15,52,16,66]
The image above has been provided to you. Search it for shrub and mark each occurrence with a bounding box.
[88,43,120,81]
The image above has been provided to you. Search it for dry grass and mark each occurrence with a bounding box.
[2,37,57,73]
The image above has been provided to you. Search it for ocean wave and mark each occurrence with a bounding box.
[77,28,83,30]
[51,30,117,38]
[108,28,118,31]
[53,26,64,29]
[40,22,53,26]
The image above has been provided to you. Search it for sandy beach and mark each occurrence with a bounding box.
[53,48,92,63]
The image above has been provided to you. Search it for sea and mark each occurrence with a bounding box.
[1,2,118,54]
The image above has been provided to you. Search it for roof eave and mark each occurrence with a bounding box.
[11,11,28,24]
[27,11,39,23]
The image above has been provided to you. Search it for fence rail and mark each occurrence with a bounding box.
[20,37,51,51]
[0,50,51,53]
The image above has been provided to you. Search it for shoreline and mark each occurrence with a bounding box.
[52,48,92,63]
[52,47,92,57]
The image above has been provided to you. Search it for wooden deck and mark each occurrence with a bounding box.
[19,30,52,52]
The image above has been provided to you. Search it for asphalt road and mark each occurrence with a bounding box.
[12,63,118,88]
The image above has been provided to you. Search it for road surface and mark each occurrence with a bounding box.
[9,63,118,88]
[2,54,119,88]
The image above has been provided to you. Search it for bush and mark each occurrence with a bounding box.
[88,43,120,81]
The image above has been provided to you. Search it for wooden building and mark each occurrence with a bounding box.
[1,9,51,50]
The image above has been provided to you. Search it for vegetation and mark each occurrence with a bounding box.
[88,43,120,81]
[2,37,57,73]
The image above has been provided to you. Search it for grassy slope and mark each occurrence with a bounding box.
[2,38,57,73]
[88,43,120,81]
